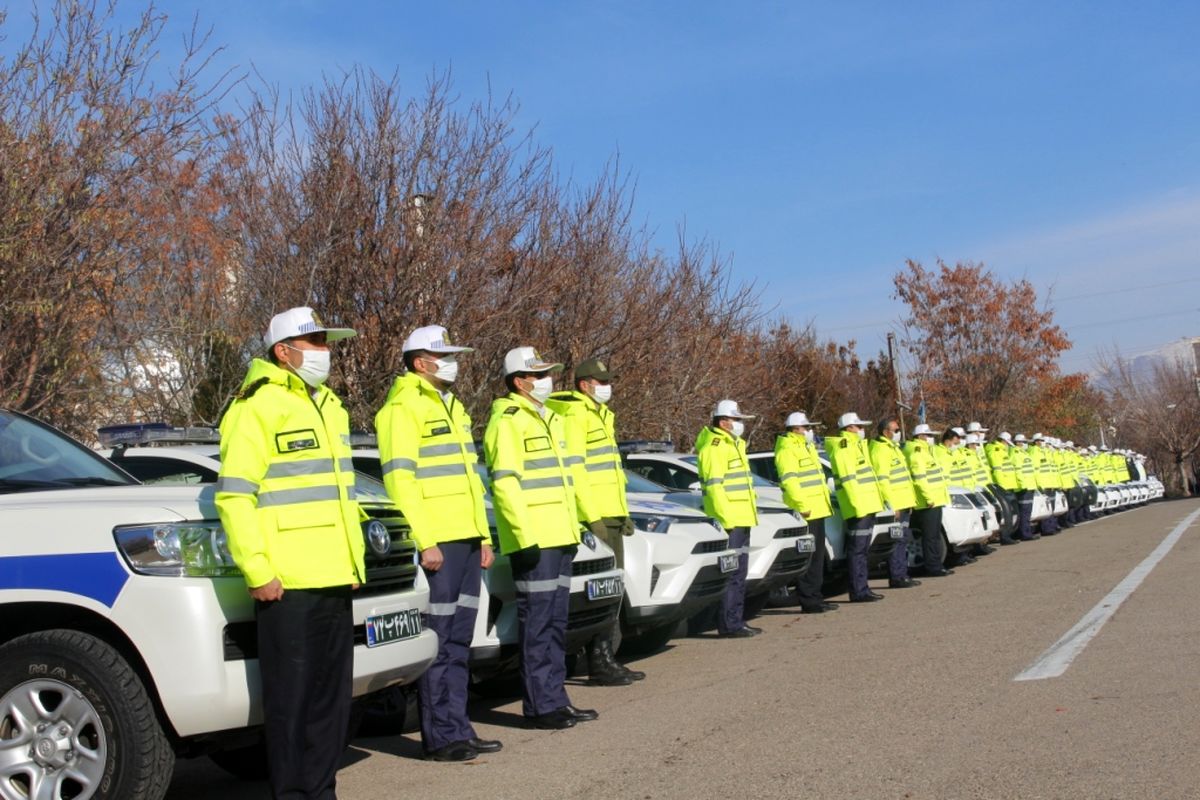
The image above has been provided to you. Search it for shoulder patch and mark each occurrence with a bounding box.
[840,439,848,448]
[237,377,270,400]
[503,406,519,416]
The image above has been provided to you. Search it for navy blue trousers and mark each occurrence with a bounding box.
[718,527,751,634]
[511,545,574,717]
[418,540,481,751]
[795,517,826,611]
[846,514,876,598]
[1016,490,1035,539]
[887,508,912,581]
[911,506,945,571]
[256,586,353,800]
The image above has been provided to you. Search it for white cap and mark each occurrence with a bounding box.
[837,412,871,429]
[912,423,940,437]
[713,400,755,419]
[1065,440,1074,448]
[784,411,821,428]
[265,306,356,349]
[966,421,989,433]
[999,431,1012,442]
[1089,445,1098,452]
[502,346,563,376]
[1032,432,1044,442]
[1014,434,1028,443]
[965,433,982,445]
[951,426,966,438]
[402,325,474,354]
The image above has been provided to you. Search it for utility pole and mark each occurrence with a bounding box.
[887,332,905,436]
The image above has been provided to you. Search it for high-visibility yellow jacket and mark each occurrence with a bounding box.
[1012,446,1039,491]
[903,438,950,509]
[936,443,970,489]
[375,371,488,551]
[545,390,628,522]
[773,432,832,521]
[825,430,884,519]
[1030,444,1060,490]
[483,394,582,553]
[216,358,365,590]
[985,441,1019,490]
[869,435,917,511]
[696,425,759,528]
[966,447,990,488]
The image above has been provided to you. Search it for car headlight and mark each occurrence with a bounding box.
[950,494,974,510]
[630,513,679,534]
[114,522,240,577]
[790,510,806,523]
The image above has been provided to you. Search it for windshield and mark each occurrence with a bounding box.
[624,469,677,493]
[679,455,777,487]
[0,411,136,492]
[353,471,394,504]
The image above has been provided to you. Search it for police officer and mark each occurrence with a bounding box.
[903,423,954,576]
[774,412,838,614]
[1010,434,1040,540]
[935,427,976,565]
[963,433,996,555]
[696,400,760,636]
[375,325,500,762]
[484,346,598,730]
[869,418,921,589]
[546,358,645,685]
[216,306,364,799]
[826,412,885,602]
[1029,433,1061,535]
[985,431,1021,545]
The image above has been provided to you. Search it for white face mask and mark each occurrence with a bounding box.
[428,354,458,384]
[891,431,902,443]
[528,375,553,404]
[804,429,815,443]
[591,384,612,404]
[731,420,745,438]
[286,345,330,387]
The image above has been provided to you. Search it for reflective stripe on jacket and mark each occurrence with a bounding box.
[545,390,628,522]
[868,436,916,511]
[484,394,582,553]
[1012,446,1039,491]
[904,439,950,509]
[1030,445,1060,490]
[696,425,759,528]
[825,430,884,518]
[216,358,366,590]
[375,372,488,551]
[774,432,832,521]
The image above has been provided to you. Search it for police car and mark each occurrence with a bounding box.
[0,413,437,797]
[619,447,815,617]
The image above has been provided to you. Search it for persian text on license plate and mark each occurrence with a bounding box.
[719,552,739,573]
[796,538,815,553]
[586,576,623,601]
[365,609,422,647]
[889,525,904,540]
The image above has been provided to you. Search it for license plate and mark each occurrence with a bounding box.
[796,538,815,553]
[586,576,623,601]
[889,525,904,540]
[365,609,422,647]
[719,552,739,573]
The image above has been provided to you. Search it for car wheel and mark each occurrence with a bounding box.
[0,629,174,800]
[742,592,770,619]
[619,623,675,656]
[356,685,419,736]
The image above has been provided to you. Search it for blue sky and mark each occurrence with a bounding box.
[7,1,1199,372]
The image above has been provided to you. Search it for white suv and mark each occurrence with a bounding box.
[0,413,437,799]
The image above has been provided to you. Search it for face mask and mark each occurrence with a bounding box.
[428,354,458,384]
[804,429,815,443]
[591,384,612,404]
[731,420,745,438]
[286,345,330,387]
[891,432,902,444]
[527,375,553,404]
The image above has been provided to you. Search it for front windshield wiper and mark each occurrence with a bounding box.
[53,477,132,487]
[0,477,130,493]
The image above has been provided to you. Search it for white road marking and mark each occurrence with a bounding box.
[1014,506,1200,682]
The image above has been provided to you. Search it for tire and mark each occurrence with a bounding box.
[356,685,419,736]
[742,592,770,619]
[0,629,174,800]
[619,623,675,656]
[209,738,268,780]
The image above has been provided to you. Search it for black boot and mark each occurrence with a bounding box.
[587,635,632,686]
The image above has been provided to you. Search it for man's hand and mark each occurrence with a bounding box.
[619,516,635,537]
[480,544,495,570]
[420,545,444,572]
[249,577,284,602]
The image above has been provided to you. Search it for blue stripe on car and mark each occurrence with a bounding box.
[0,552,130,607]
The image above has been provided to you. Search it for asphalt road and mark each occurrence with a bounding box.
[168,498,1200,800]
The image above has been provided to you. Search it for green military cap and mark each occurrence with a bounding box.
[574,357,614,381]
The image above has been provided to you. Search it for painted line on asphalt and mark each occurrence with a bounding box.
[1014,506,1200,682]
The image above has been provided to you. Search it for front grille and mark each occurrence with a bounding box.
[773,526,806,539]
[360,508,419,597]
[226,620,375,658]
[687,577,728,599]
[567,605,616,631]
[767,549,807,576]
[573,556,616,576]
[692,540,728,555]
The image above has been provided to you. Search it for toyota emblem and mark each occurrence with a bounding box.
[364,520,392,557]
[582,531,598,551]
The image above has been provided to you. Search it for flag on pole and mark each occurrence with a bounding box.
[917,400,926,424]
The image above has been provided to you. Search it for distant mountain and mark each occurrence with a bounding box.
[1092,336,1199,390]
